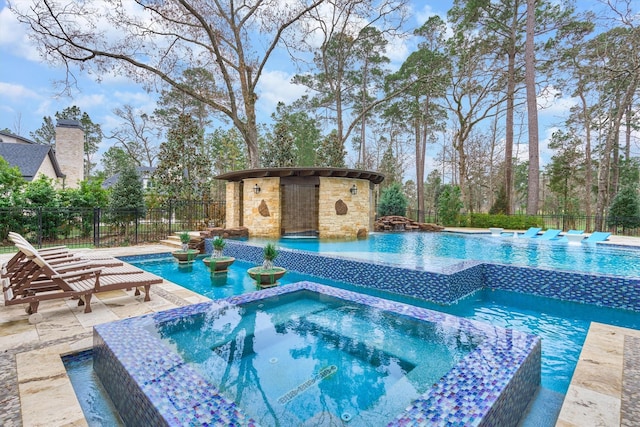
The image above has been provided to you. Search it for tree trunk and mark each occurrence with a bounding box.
[579,91,593,231]
[595,73,638,229]
[524,0,539,216]
[416,115,426,223]
[504,21,518,215]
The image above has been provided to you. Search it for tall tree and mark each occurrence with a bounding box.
[444,11,506,211]
[589,20,640,229]
[292,0,408,162]
[29,116,55,145]
[153,114,212,200]
[524,0,539,215]
[11,0,330,168]
[385,16,449,222]
[109,105,161,168]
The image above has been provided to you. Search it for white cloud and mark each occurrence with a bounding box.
[537,86,577,116]
[0,5,41,61]
[415,4,438,25]
[0,81,39,101]
[257,69,307,113]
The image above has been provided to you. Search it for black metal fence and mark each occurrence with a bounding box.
[2,202,638,253]
[0,200,225,253]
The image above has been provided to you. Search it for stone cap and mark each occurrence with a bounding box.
[56,119,83,129]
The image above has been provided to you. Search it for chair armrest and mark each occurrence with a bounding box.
[51,267,102,280]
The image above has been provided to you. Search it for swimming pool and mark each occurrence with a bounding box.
[124,253,640,395]
[251,232,640,278]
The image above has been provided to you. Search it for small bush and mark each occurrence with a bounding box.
[377,183,407,217]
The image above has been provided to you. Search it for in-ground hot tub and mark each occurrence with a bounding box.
[93,282,540,426]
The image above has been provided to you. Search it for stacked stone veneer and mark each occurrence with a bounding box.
[94,281,540,426]
[242,177,281,237]
[318,177,370,239]
[217,240,640,311]
[226,177,372,239]
[225,181,242,228]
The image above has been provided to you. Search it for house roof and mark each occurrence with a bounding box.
[0,142,65,181]
[0,130,38,145]
[215,167,385,184]
[102,166,156,188]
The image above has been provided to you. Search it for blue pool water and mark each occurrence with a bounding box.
[62,351,124,427]
[65,232,640,426]
[254,232,640,278]
[125,254,640,395]
[156,290,475,426]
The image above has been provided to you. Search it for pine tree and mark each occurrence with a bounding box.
[108,163,146,232]
[607,186,640,231]
[377,183,407,217]
[438,185,463,226]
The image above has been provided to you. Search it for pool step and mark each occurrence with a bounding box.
[160,232,204,251]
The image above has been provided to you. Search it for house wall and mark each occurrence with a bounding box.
[0,134,27,144]
[35,158,59,185]
[55,121,84,188]
[318,177,370,239]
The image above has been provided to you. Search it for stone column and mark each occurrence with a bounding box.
[243,177,281,238]
[225,181,241,228]
[318,177,370,239]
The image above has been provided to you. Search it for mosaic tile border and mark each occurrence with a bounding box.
[218,240,485,304]
[205,240,640,311]
[93,281,540,427]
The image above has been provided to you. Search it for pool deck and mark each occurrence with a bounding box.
[0,235,639,426]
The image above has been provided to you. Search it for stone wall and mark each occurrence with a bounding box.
[55,121,84,188]
[225,181,241,228]
[243,177,281,237]
[318,177,369,239]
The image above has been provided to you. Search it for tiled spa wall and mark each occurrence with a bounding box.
[213,239,640,310]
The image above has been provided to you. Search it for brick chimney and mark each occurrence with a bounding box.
[55,119,84,188]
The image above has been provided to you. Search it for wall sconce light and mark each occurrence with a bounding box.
[253,183,261,194]
[350,184,357,195]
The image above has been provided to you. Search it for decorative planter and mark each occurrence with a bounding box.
[247,267,287,288]
[489,227,504,236]
[203,256,235,273]
[171,249,199,264]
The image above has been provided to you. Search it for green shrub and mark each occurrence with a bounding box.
[377,183,407,217]
[466,213,542,229]
[437,185,463,226]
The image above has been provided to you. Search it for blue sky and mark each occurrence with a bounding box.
[0,1,616,176]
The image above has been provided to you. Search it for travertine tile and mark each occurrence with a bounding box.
[19,374,87,427]
[557,385,620,426]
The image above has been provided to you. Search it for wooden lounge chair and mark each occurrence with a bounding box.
[3,232,123,279]
[3,243,163,317]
